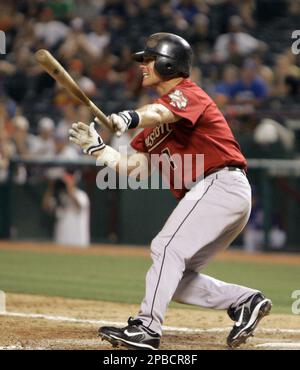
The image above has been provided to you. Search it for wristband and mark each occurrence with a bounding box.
[87,137,106,155]
[118,110,140,129]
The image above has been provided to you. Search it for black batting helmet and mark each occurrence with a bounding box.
[132,33,193,79]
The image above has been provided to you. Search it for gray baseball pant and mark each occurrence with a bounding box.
[136,168,258,335]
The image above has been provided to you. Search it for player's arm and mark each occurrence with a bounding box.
[136,104,180,127]
[69,122,151,179]
[99,103,180,134]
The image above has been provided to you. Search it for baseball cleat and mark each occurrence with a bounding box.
[226,292,272,348]
[98,317,161,350]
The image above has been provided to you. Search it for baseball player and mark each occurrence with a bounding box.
[69,33,272,350]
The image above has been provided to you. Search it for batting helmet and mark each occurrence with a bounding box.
[132,33,193,79]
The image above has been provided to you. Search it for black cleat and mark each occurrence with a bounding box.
[227,293,272,348]
[98,317,161,350]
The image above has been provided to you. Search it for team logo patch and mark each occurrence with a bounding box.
[168,89,188,109]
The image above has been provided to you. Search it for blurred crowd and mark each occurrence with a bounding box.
[1,0,300,182]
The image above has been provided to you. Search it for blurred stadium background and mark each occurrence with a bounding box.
[0,3,300,350]
[0,0,300,254]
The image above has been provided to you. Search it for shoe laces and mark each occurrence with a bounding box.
[127,317,160,337]
[233,293,264,322]
[127,317,143,326]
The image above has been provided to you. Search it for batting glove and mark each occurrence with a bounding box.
[109,110,140,136]
[69,121,105,155]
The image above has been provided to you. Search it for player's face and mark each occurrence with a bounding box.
[140,58,162,87]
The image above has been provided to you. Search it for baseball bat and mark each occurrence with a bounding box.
[35,49,113,132]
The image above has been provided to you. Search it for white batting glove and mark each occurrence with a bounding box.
[69,121,105,155]
[109,110,140,137]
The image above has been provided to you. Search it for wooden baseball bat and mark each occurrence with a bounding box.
[35,49,113,131]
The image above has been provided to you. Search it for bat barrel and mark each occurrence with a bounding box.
[34,49,112,131]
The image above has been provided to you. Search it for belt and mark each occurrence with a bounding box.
[205,166,246,178]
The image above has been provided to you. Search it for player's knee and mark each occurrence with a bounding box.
[151,237,187,269]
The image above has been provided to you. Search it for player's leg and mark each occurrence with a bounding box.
[99,175,222,349]
[171,179,271,348]
[172,272,258,310]
[172,222,258,309]
[135,171,252,335]
[99,170,268,349]
[173,269,272,348]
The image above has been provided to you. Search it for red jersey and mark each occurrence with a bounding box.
[131,78,247,199]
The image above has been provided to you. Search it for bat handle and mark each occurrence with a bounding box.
[89,101,112,130]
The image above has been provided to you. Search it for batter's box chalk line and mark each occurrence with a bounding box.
[1,310,300,335]
[0,291,6,314]
[255,342,300,349]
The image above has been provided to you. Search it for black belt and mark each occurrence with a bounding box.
[205,166,246,178]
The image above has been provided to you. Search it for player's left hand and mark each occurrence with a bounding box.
[69,121,106,155]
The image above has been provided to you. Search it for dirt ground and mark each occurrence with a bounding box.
[0,293,299,350]
[0,242,300,350]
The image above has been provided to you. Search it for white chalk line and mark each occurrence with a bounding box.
[0,339,109,350]
[1,311,300,335]
[1,311,228,333]
[255,342,300,349]
[0,345,46,350]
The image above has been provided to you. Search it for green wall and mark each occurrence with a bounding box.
[0,172,300,250]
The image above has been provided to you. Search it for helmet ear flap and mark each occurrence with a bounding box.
[154,56,176,77]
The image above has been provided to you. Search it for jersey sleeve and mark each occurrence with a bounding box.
[157,83,211,126]
[130,130,148,153]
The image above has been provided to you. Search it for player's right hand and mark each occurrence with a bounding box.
[108,110,140,137]
[69,121,106,155]
[109,113,128,137]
